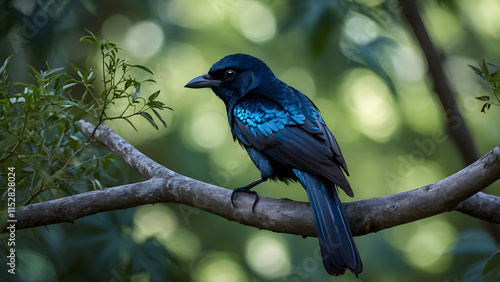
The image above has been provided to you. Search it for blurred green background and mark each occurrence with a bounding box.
[1,0,500,281]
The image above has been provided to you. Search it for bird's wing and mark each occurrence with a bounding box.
[232,94,353,196]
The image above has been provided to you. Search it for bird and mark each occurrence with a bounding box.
[184,53,362,277]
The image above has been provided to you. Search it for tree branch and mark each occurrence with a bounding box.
[398,0,481,165]
[7,121,500,237]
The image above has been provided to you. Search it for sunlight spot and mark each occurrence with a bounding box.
[390,46,425,83]
[404,219,456,272]
[424,4,462,45]
[399,87,441,135]
[232,1,276,43]
[195,252,248,282]
[160,228,201,261]
[101,14,132,44]
[245,233,291,279]
[389,218,457,273]
[161,0,219,28]
[460,0,500,39]
[342,69,399,142]
[190,109,228,150]
[125,20,164,59]
[133,205,177,243]
[344,13,380,45]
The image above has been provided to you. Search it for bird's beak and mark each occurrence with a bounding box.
[184,73,222,88]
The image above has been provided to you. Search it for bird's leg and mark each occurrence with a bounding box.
[231,178,265,212]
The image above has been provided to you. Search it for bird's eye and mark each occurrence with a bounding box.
[224,69,237,79]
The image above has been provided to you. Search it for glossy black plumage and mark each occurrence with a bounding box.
[185,53,362,276]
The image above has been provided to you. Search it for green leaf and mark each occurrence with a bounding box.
[131,64,154,75]
[124,79,133,90]
[123,118,138,131]
[148,90,160,102]
[83,28,97,39]
[481,103,491,113]
[0,98,9,112]
[152,108,167,128]
[482,251,500,275]
[476,96,490,101]
[132,84,141,100]
[80,36,100,47]
[66,61,82,75]
[62,82,77,90]
[147,101,164,108]
[104,42,117,50]
[141,78,157,84]
[481,59,490,78]
[0,55,13,74]
[468,65,484,77]
[89,178,103,190]
[27,65,41,77]
[140,112,158,130]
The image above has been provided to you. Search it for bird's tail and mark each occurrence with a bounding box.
[293,169,362,277]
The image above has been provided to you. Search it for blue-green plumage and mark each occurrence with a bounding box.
[185,53,362,277]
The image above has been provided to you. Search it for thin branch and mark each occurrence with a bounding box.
[7,121,500,237]
[397,0,480,164]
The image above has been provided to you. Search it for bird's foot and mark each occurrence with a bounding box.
[231,186,260,213]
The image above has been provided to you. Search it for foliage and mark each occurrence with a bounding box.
[0,209,190,281]
[483,251,500,280]
[0,32,170,206]
[469,60,500,113]
[0,31,181,281]
[449,230,500,281]
[281,0,398,95]
[79,29,171,132]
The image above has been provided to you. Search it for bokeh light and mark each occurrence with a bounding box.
[390,46,425,84]
[194,252,248,282]
[160,0,221,29]
[101,14,132,45]
[342,68,399,143]
[390,218,457,273]
[189,107,229,150]
[124,20,164,59]
[133,205,178,243]
[343,12,380,45]
[460,0,500,38]
[231,1,276,43]
[245,233,291,279]
[161,228,201,261]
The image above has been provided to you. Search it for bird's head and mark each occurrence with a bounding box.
[185,53,276,105]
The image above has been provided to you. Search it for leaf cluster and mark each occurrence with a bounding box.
[0,31,171,206]
[469,60,500,113]
[449,230,500,281]
[80,29,171,134]
[6,209,189,281]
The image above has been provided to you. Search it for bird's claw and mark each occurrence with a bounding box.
[231,187,260,213]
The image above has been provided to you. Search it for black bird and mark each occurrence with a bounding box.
[185,54,362,277]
